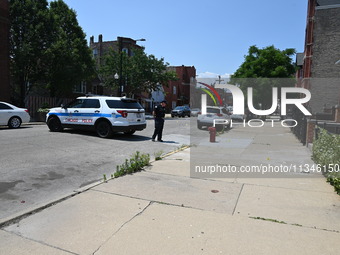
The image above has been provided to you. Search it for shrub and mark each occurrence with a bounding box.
[114,151,150,178]
[312,128,340,194]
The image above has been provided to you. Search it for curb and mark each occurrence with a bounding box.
[0,146,190,228]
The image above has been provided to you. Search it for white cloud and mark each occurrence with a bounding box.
[197,72,232,78]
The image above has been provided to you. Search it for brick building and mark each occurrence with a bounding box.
[87,35,144,96]
[0,0,10,102]
[163,66,196,110]
[296,0,340,113]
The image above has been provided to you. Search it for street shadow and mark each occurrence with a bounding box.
[160,140,178,144]
[0,126,32,131]
[62,128,151,141]
[150,140,179,144]
[112,134,152,142]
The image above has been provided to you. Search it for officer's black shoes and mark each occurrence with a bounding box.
[151,138,163,142]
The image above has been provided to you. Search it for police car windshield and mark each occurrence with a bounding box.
[106,100,143,109]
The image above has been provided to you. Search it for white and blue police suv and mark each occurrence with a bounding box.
[46,96,146,138]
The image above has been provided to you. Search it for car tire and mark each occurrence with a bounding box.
[47,116,63,132]
[197,122,203,130]
[8,116,21,129]
[96,120,113,138]
[171,115,174,118]
[123,130,135,135]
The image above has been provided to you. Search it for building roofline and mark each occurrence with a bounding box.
[316,4,340,9]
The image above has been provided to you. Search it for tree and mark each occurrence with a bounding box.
[9,0,95,103]
[46,0,94,97]
[9,0,51,105]
[231,45,296,109]
[99,47,178,97]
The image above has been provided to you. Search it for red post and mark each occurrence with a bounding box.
[208,127,216,143]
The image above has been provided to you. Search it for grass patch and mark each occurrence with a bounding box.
[114,151,150,178]
[250,216,287,224]
[154,150,164,161]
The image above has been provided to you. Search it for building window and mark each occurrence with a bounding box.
[173,86,177,95]
[172,101,176,109]
[93,48,98,57]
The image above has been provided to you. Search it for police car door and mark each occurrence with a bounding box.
[79,99,101,125]
[63,99,84,124]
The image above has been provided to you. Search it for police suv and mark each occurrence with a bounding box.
[46,96,146,138]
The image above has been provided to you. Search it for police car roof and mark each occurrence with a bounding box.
[77,95,134,101]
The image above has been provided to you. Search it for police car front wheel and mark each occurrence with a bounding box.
[47,117,63,132]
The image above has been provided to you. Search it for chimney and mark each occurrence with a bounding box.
[90,36,94,45]
[99,34,103,43]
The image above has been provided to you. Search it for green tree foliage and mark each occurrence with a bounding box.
[100,47,177,96]
[46,0,94,97]
[230,45,296,109]
[9,0,51,105]
[9,0,94,103]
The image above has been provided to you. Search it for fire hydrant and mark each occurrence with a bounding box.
[208,126,216,143]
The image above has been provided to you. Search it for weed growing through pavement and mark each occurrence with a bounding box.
[154,150,164,161]
[114,151,150,178]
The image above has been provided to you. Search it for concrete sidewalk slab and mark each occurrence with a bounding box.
[93,172,243,214]
[190,125,318,179]
[0,230,70,255]
[95,203,340,255]
[235,184,340,232]
[4,191,150,255]
[147,149,190,177]
[234,177,336,193]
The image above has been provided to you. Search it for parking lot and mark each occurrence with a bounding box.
[0,118,190,221]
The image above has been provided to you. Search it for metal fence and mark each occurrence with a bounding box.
[290,107,307,145]
[316,122,340,135]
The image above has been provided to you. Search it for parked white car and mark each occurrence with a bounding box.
[190,108,200,117]
[231,113,245,122]
[46,96,146,138]
[197,106,231,131]
[0,101,31,128]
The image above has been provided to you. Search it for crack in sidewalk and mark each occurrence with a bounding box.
[2,229,79,255]
[232,183,244,215]
[92,201,153,255]
[248,216,340,234]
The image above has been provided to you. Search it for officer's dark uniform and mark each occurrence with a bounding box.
[152,102,166,141]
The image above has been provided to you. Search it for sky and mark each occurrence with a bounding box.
[58,0,308,78]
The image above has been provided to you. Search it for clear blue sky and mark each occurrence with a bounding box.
[60,0,308,77]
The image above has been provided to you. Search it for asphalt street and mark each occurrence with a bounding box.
[0,117,190,221]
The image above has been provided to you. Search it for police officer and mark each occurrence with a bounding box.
[152,100,167,142]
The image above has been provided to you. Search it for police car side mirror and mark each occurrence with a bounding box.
[61,104,67,109]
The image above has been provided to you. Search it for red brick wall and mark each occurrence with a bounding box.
[164,66,196,110]
[0,0,10,102]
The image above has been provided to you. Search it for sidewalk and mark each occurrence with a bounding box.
[1,124,340,254]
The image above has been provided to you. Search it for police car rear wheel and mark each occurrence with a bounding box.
[48,117,63,132]
[96,120,113,138]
